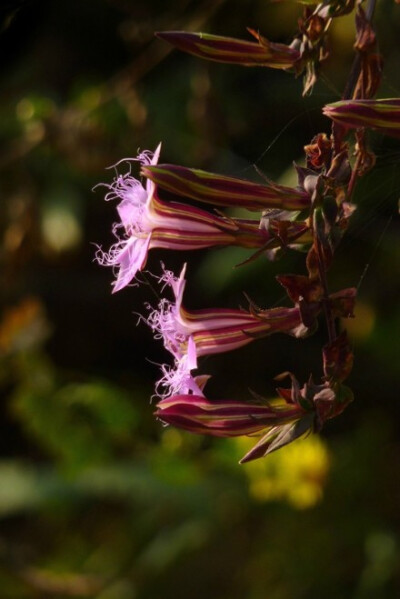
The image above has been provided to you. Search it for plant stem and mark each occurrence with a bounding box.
[324,0,377,343]
[342,0,377,101]
[314,231,336,345]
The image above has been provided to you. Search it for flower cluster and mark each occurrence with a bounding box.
[96,137,357,461]
[97,0,395,462]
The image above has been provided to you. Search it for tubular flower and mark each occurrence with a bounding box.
[155,372,348,462]
[141,163,310,212]
[96,145,312,292]
[156,30,300,69]
[323,98,400,138]
[155,391,305,438]
[146,264,310,363]
[154,375,314,463]
[95,145,275,293]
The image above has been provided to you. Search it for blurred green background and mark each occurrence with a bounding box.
[0,1,400,597]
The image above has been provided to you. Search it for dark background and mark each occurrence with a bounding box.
[0,1,399,597]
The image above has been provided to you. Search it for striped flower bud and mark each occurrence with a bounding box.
[155,392,305,438]
[156,30,299,69]
[323,98,400,138]
[142,163,310,212]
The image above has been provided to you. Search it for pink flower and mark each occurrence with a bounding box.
[154,336,204,399]
[95,147,161,292]
[146,264,310,400]
[95,146,312,293]
[146,264,273,358]
[96,145,240,293]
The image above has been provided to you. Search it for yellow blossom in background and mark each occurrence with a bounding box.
[161,427,184,453]
[161,425,330,510]
[236,434,330,509]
